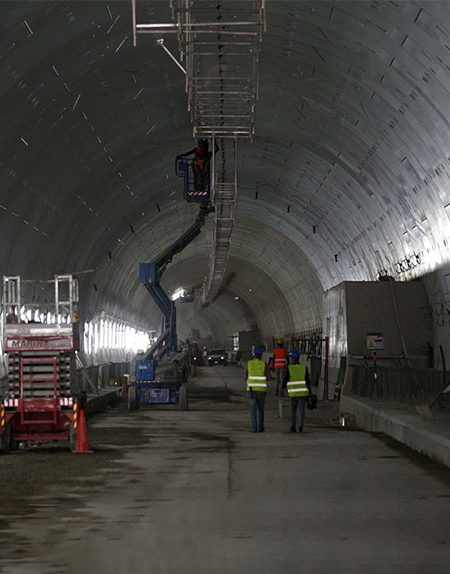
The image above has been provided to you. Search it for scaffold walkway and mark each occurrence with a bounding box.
[132,1,265,305]
[201,138,238,306]
[132,0,266,140]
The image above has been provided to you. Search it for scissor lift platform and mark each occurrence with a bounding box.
[0,275,80,453]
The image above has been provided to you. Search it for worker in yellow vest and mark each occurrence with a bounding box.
[271,337,287,395]
[244,346,271,433]
[280,349,312,432]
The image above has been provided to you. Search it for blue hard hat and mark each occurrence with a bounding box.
[253,346,262,356]
[290,349,300,360]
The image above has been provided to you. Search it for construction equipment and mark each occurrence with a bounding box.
[127,205,212,411]
[176,155,211,204]
[0,275,81,453]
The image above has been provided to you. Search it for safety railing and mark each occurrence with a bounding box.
[175,156,211,204]
[3,275,79,326]
[132,0,266,140]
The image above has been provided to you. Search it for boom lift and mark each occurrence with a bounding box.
[128,204,212,411]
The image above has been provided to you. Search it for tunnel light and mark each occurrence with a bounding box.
[235,296,239,300]
[172,288,184,301]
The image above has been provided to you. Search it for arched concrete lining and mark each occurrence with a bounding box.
[1,2,450,361]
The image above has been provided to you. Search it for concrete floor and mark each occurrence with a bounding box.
[1,366,450,574]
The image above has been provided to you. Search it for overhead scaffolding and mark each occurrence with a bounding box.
[131,0,265,306]
[132,0,266,140]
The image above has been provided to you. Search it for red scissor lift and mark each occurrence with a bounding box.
[0,275,80,453]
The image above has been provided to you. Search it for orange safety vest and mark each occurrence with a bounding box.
[274,348,286,369]
[193,147,211,170]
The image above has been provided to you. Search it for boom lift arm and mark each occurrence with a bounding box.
[138,205,211,362]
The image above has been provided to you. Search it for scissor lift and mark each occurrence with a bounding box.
[0,275,80,453]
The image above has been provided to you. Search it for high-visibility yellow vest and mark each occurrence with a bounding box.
[247,359,267,392]
[287,363,308,397]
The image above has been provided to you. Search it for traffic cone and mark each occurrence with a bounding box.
[75,408,93,454]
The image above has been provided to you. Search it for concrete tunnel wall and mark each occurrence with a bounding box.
[1,2,450,372]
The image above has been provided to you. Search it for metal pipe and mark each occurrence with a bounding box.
[157,39,186,75]
[132,0,137,47]
[137,21,262,28]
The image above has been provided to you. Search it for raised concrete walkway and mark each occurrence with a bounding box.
[340,394,450,469]
[86,387,121,414]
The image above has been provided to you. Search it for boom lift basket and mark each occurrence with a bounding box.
[175,156,211,204]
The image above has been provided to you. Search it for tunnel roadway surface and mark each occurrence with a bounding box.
[1,365,450,574]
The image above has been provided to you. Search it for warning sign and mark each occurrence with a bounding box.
[366,333,384,351]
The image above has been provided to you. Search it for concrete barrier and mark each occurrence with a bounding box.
[340,395,450,469]
[86,388,121,416]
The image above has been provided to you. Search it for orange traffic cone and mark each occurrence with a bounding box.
[75,409,93,454]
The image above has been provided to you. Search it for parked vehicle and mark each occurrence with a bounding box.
[207,349,227,366]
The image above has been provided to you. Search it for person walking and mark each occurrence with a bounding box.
[244,346,271,433]
[280,349,312,433]
[271,337,287,396]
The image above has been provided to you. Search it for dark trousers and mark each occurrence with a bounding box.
[291,396,307,430]
[247,390,266,431]
[192,164,207,191]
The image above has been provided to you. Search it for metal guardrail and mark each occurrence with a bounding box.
[132,1,264,306]
[132,0,266,140]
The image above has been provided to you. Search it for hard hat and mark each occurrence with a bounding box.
[253,346,262,356]
[290,349,300,360]
[276,338,284,344]
[198,138,207,147]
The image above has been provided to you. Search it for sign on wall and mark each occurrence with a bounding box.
[366,333,384,351]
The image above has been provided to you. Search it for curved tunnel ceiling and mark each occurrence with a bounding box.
[1,1,450,346]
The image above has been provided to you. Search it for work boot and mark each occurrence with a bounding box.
[298,427,303,433]
[290,426,296,432]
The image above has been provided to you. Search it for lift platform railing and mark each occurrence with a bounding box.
[175,156,211,204]
[3,275,79,326]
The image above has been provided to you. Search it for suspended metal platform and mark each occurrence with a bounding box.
[132,1,265,306]
[132,0,266,140]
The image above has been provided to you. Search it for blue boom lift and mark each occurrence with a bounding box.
[127,156,212,411]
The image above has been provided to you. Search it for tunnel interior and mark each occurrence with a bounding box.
[1,1,450,376]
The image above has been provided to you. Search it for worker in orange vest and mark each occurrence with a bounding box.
[180,139,219,191]
[271,338,287,396]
